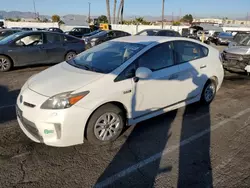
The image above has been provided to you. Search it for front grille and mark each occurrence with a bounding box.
[223,51,250,61]
[21,117,43,142]
[23,102,36,108]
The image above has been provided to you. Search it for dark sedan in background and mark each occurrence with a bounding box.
[0,29,22,40]
[47,27,64,33]
[136,29,181,37]
[83,30,131,48]
[0,31,85,72]
[212,32,234,45]
[65,27,91,38]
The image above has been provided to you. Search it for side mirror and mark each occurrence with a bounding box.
[135,67,152,81]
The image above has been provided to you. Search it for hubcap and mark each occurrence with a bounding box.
[94,113,121,141]
[0,58,9,70]
[66,53,76,60]
[204,83,215,102]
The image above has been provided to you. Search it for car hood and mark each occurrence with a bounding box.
[224,46,250,55]
[28,62,104,97]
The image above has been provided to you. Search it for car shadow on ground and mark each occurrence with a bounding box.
[95,65,213,187]
[0,86,20,124]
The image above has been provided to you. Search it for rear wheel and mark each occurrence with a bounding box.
[200,80,217,105]
[0,55,12,72]
[65,51,76,61]
[86,104,125,145]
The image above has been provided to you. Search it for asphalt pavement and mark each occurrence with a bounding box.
[0,45,250,188]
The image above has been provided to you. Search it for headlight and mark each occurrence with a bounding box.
[90,38,98,46]
[41,91,89,109]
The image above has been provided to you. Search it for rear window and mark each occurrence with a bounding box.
[174,41,208,64]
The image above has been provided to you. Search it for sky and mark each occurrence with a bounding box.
[1,0,250,19]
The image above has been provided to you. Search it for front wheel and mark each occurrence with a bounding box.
[0,55,12,72]
[200,80,217,105]
[65,51,76,61]
[86,104,125,145]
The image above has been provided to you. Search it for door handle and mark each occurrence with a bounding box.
[200,65,207,69]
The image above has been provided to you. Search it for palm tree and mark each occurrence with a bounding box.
[106,0,111,24]
[113,0,117,24]
[117,0,124,24]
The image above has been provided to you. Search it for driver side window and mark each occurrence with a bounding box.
[15,34,43,46]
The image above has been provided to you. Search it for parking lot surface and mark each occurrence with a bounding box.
[0,46,250,188]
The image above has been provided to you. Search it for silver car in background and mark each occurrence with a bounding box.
[222,34,250,74]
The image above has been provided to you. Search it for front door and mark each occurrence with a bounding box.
[173,41,209,101]
[9,33,48,66]
[131,42,182,119]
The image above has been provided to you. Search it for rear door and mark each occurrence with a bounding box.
[173,40,209,100]
[7,32,48,66]
[44,33,66,63]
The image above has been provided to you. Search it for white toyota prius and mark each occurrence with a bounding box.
[16,36,224,147]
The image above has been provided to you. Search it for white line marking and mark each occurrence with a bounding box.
[0,104,15,109]
[95,108,250,188]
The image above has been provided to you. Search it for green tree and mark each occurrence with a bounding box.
[181,14,193,24]
[97,15,108,23]
[58,20,65,25]
[173,21,181,26]
[51,14,60,22]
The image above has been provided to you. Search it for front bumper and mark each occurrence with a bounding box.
[16,88,92,147]
[222,52,250,72]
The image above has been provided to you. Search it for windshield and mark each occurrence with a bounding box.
[136,30,159,36]
[68,41,146,73]
[0,32,22,45]
[234,33,250,43]
[239,35,250,46]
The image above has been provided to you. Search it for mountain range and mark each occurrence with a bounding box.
[0,10,249,23]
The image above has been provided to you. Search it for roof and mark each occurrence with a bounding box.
[111,36,213,48]
[112,36,174,45]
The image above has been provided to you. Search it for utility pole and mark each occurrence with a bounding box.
[162,0,165,29]
[247,12,249,26]
[88,2,91,23]
[32,0,37,19]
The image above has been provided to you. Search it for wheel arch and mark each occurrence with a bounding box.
[84,101,128,139]
[0,54,15,66]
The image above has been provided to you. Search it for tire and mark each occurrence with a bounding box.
[86,104,125,145]
[65,51,76,61]
[0,55,12,72]
[200,80,217,105]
